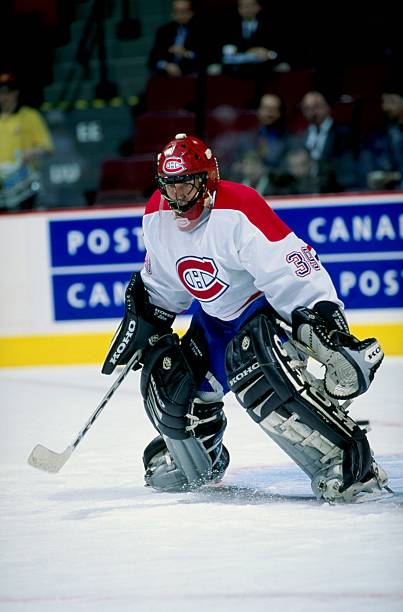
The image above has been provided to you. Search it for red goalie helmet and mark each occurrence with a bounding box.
[157,133,220,220]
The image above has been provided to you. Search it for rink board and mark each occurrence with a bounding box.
[0,321,402,367]
[0,192,402,366]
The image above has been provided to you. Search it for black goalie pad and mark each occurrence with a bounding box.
[140,333,209,440]
[225,313,372,489]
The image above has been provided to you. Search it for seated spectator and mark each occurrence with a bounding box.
[228,93,293,180]
[294,91,359,193]
[269,148,320,195]
[237,150,270,194]
[0,73,54,211]
[208,0,290,77]
[147,0,202,77]
[236,146,320,197]
[358,89,403,191]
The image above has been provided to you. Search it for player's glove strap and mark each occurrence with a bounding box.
[292,304,383,399]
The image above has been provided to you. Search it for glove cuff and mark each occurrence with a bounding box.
[313,301,349,334]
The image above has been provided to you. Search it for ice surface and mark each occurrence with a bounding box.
[1,358,402,612]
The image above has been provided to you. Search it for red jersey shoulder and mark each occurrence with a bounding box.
[214,180,291,242]
[144,190,170,215]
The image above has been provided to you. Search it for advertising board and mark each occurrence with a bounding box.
[0,192,402,366]
[48,195,402,321]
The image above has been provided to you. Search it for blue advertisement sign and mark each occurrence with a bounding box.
[49,215,144,266]
[52,272,133,320]
[49,214,145,321]
[324,259,403,309]
[276,201,402,254]
[49,197,403,321]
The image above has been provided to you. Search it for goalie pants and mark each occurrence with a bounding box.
[187,295,270,398]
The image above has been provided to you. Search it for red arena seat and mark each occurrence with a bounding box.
[204,75,257,110]
[205,108,259,140]
[340,64,392,100]
[145,75,198,111]
[97,154,156,204]
[134,111,197,153]
[264,69,316,110]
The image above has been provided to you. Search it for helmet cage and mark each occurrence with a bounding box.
[157,171,208,214]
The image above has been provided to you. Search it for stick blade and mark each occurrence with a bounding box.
[27,444,72,473]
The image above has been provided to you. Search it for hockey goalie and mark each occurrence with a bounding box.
[102,133,388,504]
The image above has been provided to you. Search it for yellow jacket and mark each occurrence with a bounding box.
[0,106,53,165]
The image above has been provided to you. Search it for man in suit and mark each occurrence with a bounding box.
[218,0,289,77]
[296,91,358,193]
[147,0,202,77]
[359,89,403,191]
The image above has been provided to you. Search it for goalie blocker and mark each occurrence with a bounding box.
[225,308,388,503]
[102,272,176,375]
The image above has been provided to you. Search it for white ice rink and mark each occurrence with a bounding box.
[1,357,402,612]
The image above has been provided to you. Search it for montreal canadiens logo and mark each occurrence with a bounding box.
[177,256,229,302]
[162,157,186,174]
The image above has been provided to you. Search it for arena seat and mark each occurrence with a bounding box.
[204,75,257,110]
[133,111,197,153]
[205,108,259,140]
[264,69,316,110]
[97,154,156,204]
[145,75,198,111]
[14,0,58,26]
[340,64,392,100]
[262,69,317,133]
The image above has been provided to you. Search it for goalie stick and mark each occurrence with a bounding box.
[27,350,142,473]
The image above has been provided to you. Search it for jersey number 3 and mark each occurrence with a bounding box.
[286,247,321,277]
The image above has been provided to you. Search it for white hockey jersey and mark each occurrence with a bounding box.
[141,180,342,323]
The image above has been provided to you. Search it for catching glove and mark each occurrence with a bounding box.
[292,301,383,399]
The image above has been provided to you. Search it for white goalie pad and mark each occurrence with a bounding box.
[259,395,388,503]
[260,338,389,503]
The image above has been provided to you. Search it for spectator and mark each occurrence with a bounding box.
[295,91,358,193]
[0,73,53,211]
[229,93,292,180]
[147,0,202,77]
[269,148,320,195]
[208,0,290,77]
[359,89,403,191]
[237,150,270,194]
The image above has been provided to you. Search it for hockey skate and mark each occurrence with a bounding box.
[311,457,392,504]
